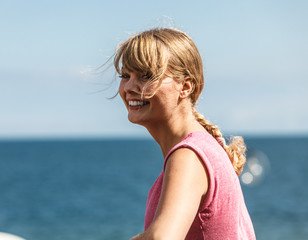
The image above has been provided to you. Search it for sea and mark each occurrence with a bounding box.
[0,136,307,240]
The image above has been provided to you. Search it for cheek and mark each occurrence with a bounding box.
[152,91,176,109]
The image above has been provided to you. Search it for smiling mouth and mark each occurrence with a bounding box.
[128,100,150,107]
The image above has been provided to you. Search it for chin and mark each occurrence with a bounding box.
[128,115,142,124]
[128,116,148,126]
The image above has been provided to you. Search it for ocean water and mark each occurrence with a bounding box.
[0,136,307,240]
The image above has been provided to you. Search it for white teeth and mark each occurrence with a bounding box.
[128,100,148,106]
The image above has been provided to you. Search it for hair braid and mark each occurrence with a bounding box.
[192,108,222,139]
[192,107,246,175]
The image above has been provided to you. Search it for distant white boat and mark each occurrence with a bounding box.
[0,232,25,240]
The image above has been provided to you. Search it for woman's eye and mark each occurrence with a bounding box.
[119,74,130,79]
[141,73,152,80]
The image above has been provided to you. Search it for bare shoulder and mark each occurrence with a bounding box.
[165,147,207,177]
[164,147,209,201]
[167,147,201,162]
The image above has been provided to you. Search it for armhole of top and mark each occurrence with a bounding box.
[163,143,216,210]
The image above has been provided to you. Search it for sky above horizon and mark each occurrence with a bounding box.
[1,0,307,139]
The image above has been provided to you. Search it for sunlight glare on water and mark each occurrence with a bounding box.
[240,150,270,186]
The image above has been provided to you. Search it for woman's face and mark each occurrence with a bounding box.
[118,69,183,126]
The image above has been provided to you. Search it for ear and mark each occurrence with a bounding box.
[179,78,194,99]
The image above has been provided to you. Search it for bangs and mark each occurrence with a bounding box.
[114,32,169,81]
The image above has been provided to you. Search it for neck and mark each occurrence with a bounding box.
[144,106,205,158]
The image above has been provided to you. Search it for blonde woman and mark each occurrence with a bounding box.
[114,28,255,240]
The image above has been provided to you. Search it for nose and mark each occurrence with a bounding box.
[122,75,141,94]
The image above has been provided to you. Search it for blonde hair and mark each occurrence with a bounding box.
[114,28,246,175]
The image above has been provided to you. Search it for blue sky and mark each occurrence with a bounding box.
[1,0,307,139]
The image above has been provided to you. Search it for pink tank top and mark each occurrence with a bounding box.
[144,131,256,240]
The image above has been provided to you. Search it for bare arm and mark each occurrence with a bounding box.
[131,148,209,240]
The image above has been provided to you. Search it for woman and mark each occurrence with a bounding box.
[114,28,255,240]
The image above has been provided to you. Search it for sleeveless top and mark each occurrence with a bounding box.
[144,131,256,240]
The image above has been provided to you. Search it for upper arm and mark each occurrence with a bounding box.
[146,147,209,239]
